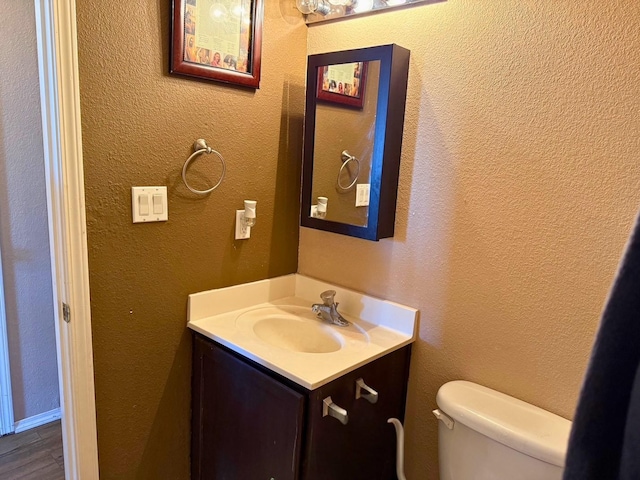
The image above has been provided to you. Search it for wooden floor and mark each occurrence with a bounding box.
[0,421,64,479]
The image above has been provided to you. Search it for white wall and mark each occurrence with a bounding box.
[0,0,60,423]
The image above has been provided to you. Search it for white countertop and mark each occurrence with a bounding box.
[187,274,418,390]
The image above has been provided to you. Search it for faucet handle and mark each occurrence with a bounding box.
[320,290,336,306]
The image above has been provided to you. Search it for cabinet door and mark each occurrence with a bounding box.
[301,346,411,480]
[192,337,305,480]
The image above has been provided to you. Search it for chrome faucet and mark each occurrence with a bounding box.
[312,290,350,327]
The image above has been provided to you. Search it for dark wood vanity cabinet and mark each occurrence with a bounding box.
[191,334,412,480]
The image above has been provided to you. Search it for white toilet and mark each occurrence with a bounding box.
[434,380,572,479]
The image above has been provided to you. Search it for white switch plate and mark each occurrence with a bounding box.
[355,184,370,207]
[132,186,168,223]
[235,210,251,239]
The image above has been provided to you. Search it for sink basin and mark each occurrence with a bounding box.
[253,317,342,353]
[236,305,367,354]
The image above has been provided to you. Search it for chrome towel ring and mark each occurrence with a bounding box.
[337,150,360,191]
[182,139,226,195]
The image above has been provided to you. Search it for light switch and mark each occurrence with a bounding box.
[132,186,168,223]
[139,194,150,215]
[152,194,163,215]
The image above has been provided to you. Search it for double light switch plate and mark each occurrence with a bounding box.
[132,186,168,223]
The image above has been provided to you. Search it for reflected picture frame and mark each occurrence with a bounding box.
[316,62,368,108]
[171,0,264,88]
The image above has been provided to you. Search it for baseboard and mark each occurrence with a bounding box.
[14,407,61,434]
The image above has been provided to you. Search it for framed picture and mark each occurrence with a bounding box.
[316,61,367,108]
[171,0,264,88]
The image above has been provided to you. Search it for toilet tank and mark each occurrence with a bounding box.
[435,381,572,480]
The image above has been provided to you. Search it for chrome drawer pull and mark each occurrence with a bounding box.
[323,396,348,425]
[355,378,379,404]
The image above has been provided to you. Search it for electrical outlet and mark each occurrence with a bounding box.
[355,184,370,207]
[235,210,251,239]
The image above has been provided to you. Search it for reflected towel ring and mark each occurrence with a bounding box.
[337,150,360,191]
[182,139,226,195]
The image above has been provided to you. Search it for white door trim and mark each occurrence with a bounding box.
[0,246,15,436]
[34,0,100,478]
[14,407,62,434]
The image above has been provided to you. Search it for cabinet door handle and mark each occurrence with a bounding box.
[355,378,379,404]
[323,396,348,425]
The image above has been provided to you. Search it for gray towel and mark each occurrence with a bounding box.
[564,211,640,479]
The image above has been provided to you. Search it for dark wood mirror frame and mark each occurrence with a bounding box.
[301,44,410,241]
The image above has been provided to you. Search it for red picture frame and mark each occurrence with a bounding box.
[316,62,368,108]
[171,0,264,89]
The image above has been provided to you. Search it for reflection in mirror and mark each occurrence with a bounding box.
[311,60,380,227]
[301,44,410,241]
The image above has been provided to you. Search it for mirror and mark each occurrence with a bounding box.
[301,44,410,241]
[312,60,380,228]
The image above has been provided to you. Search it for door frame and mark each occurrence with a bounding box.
[34,0,100,478]
[0,246,15,436]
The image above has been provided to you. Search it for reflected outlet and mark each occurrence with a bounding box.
[355,184,370,207]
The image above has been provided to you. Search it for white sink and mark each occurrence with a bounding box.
[236,305,367,354]
[187,274,418,389]
[253,317,341,353]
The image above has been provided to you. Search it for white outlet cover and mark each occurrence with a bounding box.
[355,184,370,207]
[235,210,251,239]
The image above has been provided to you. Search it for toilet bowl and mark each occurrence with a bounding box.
[434,381,572,480]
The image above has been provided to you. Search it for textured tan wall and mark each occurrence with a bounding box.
[300,1,640,478]
[76,0,306,477]
[312,60,379,226]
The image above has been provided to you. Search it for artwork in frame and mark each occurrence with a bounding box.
[316,61,368,108]
[171,0,264,88]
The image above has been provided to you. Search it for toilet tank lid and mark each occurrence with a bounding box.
[436,381,572,467]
